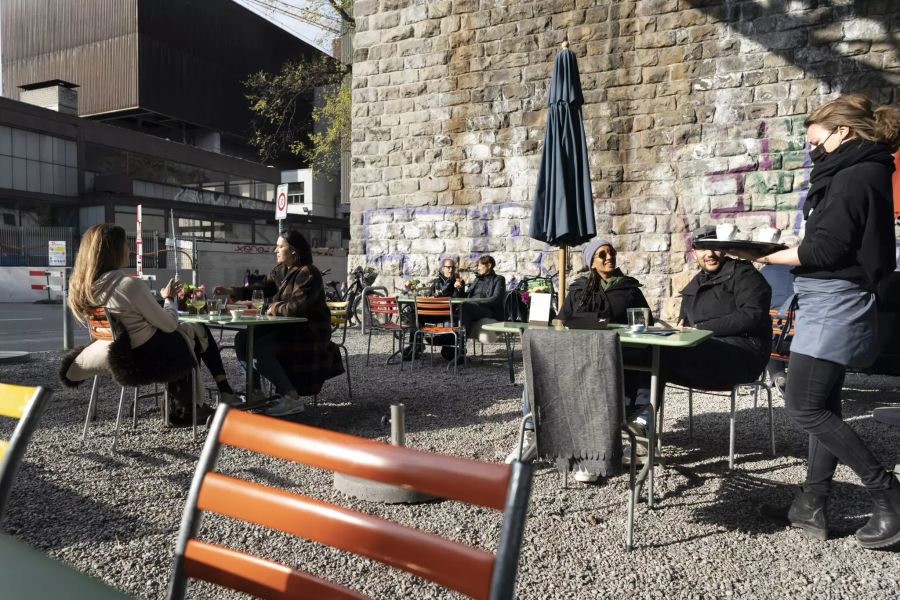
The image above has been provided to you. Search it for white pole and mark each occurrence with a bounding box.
[136,204,143,277]
[170,209,179,281]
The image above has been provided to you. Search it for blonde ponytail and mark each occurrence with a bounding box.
[873,104,900,152]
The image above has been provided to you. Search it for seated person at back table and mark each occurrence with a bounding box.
[658,224,772,396]
[509,239,654,481]
[450,255,506,363]
[402,257,466,361]
[214,230,343,417]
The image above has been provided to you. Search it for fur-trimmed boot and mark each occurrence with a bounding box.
[856,472,900,550]
[760,486,829,541]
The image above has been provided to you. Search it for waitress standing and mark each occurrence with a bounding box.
[749,95,900,549]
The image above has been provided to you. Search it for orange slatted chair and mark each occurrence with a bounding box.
[364,295,410,369]
[168,405,533,600]
[412,296,465,375]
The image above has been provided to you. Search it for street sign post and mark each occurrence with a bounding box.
[275,183,288,233]
[136,204,143,277]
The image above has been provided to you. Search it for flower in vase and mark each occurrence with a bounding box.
[403,278,421,294]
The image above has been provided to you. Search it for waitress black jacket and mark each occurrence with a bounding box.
[678,258,772,357]
[558,274,650,325]
[793,140,896,288]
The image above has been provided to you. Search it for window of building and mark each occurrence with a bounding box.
[115,205,166,235]
[287,181,305,205]
[1,127,77,195]
[254,219,278,244]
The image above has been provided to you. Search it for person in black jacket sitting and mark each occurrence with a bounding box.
[662,225,772,391]
[403,258,466,361]
[557,239,651,325]
[461,255,506,329]
[510,239,654,479]
[443,255,506,363]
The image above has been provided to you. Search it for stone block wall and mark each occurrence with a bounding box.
[349,0,898,318]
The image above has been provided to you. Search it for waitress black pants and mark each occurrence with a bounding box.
[785,352,890,495]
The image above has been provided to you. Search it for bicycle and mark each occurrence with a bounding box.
[325,266,380,328]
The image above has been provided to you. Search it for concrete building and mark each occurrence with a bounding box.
[0,0,349,253]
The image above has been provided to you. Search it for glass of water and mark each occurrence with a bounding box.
[207,298,222,321]
[627,308,650,333]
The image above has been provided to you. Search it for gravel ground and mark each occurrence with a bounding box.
[1,329,899,599]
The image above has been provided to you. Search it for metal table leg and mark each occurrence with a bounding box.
[505,333,515,384]
[245,324,255,395]
[633,345,660,508]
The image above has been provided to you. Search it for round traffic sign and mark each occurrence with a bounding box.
[277,191,287,210]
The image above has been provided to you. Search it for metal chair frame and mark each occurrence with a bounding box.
[364,295,410,369]
[82,307,199,450]
[662,377,775,470]
[0,383,52,522]
[412,296,466,376]
[326,301,353,401]
[168,405,533,600]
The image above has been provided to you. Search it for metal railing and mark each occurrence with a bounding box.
[0,226,74,267]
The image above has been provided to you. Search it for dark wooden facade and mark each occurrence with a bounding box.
[1,0,139,116]
[1,0,318,140]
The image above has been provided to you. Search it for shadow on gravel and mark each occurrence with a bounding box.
[150,445,200,463]
[3,464,140,550]
[689,471,872,540]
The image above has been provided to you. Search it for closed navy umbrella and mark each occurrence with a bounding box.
[529,42,596,305]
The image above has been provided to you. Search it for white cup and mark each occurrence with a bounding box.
[755,227,781,244]
[716,223,737,241]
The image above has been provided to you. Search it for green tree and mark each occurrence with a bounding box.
[243,0,353,172]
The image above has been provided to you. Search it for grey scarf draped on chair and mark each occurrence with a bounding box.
[522,328,623,476]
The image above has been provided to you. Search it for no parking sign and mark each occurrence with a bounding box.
[275,184,288,220]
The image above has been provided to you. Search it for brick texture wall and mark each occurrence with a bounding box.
[349,0,898,318]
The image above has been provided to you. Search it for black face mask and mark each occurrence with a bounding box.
[809,144,828,164]
[809,130,836,164]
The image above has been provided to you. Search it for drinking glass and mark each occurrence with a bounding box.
[251,290,265,319]
[627,308,649,332]
[207,298,222,321]
[191,296,206,315]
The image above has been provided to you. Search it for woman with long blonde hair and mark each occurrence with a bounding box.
[65,223,232,424]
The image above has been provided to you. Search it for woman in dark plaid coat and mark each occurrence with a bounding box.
[218,230,344,416]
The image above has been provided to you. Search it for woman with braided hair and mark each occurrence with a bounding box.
[557,239,651,325]
[508,240,653,481]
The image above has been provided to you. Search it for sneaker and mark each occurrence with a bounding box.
[505,430,536,464]
[239,389,267,403]
[572,467,600,483]
[264,393,305,417]
[218,392,241,406]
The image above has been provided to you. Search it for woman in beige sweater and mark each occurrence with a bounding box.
[68,224,233,424]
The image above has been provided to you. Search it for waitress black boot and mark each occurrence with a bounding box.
[856,473,900,550]
[760,486,829,540]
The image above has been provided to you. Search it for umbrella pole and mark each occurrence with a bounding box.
[558,246,567,308]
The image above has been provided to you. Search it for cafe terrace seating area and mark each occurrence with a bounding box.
[0,326,898,598]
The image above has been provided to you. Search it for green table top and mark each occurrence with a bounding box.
[396,296,490,304]
[0,535,133,599]
[179,315,308,327]
[480,321,713,348]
